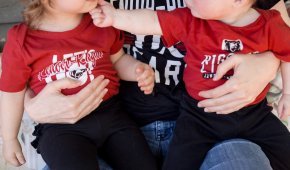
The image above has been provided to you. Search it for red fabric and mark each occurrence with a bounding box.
[0,14,123,100]
[157,8,290,104]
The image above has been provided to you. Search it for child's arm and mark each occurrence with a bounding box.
[110,49,155,94]
[0,90,26,166]
[278,62,290,119]
[90,0,162,35]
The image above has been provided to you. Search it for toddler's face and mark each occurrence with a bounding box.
[51,0,99,14]
[185,0,233,20]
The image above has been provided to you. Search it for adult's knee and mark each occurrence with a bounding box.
[200,139,272,170]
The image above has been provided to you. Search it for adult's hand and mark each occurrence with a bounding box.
[198,52,280,114]
[24,76,109,124]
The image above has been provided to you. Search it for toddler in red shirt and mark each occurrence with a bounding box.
[0,0,158,169]
[91,0,290,169]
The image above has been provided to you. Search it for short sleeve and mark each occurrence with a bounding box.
[110,28,124,55]
[157,8,192,47]
[267,10,290,62]
[0,28,31,92]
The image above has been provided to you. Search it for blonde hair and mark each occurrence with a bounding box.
[22,0,46,29]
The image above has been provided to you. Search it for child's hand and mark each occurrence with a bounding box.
[278,94,290,120]
[90,0,116,27]
[3,139,26,167]
[135,63,155,94]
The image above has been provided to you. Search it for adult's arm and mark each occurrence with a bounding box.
[198,52,279,114]
[197,1,289,114]
[24,76,109,124]
[0,52,109,124]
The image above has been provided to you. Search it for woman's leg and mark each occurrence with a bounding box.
[98,98,158,170]
[97,120,175,170]
[201,139,272,170]
[101,125,158,170]
[140,120,176,168]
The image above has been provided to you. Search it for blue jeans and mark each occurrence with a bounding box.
[201,139,272,170]
[98,121,175,170]
[140,120,176,167]
[44,120,272,170]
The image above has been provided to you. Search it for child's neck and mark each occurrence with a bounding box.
[39,12,83,32]
[220,8,260,27]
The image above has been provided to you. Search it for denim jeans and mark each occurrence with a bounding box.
[140,120,176,167]
[98,120,175,170]
[200,139,272,170]
[43,121,272,170]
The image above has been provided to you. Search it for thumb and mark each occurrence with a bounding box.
[214,57,237,81]
[48,78,82,92]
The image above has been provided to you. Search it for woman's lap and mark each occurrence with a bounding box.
[97,121,271,170]
[43,121,271,170]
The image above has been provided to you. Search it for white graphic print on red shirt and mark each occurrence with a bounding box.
[38,49,103,85]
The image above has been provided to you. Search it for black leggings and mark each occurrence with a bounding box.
[163,94,290,170]
[32,96,157,170]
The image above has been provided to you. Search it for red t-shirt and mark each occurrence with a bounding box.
[157,8,290,104]
[0,14,123,100]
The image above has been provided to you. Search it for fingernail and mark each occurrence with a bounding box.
[204,108,209,112]
[198,92,203,97]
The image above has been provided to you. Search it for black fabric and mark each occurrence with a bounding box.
[120,81,184,126]
[32,96,157,170]
[163,94,290,170]
[255,0,282,9]
[109,0,187,126]
[119,36,186,125]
